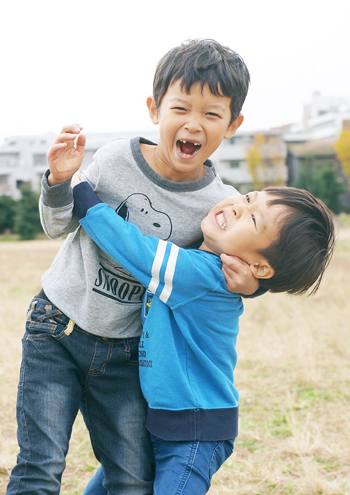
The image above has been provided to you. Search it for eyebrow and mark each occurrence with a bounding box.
[170,97,226,112]
[206,103,226,111]
[170,97,189,105]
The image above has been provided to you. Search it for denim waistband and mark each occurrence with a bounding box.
[33,289,85,333]
[33,289,140,344]
[35,288,51,303]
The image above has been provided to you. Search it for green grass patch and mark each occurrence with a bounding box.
[336,213,350,227]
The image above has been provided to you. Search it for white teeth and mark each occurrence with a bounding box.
[179,140,201,146]
[216,212,226,230]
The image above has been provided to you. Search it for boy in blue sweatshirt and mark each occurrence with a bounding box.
[72,179,335,495]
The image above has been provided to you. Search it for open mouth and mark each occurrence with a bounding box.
[215,211,227,230]
[177,139,201,157]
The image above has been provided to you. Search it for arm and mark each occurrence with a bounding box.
[39,171,80,239]
[40,124,94,239]
[73,181,217,306]
[73,181,172,292]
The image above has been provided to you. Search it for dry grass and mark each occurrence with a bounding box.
[0,227,349,494]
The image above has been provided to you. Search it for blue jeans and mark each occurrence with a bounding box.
[6,295,154,495]
[84,436,234,495]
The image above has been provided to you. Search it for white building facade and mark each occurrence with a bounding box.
[0,131,158,199]
[1,92,349,199]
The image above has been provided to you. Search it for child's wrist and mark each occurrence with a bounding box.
[47,173,61,186]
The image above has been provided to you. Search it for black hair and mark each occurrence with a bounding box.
[153,39,250,124]
[258,186,336,295]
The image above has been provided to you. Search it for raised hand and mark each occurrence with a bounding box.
[47,124,86,185]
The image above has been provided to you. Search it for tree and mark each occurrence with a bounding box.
[246,135,264,190]
[334,129,350,185]
[0,195,16,233]
[14,183,43,240]
[293,156,344,214]
[246,133,286,189]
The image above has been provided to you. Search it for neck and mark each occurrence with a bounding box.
[198,241,217,254]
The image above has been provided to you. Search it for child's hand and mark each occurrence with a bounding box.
[221,254,260,295]
[47,124,86,186]
[71,171,82,188]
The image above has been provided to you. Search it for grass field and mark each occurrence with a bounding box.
[0,225,349,495]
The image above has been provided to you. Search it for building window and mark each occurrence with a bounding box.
[0,175,10,192]
[16,180,29,189]
[0,153,20,167]
[223,160,241,169]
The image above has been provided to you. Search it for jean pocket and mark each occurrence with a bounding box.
[26,318,59,340]
[209,439,235,478]
[25,300,65,340]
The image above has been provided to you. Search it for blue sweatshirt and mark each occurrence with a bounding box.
[73,181,243,441]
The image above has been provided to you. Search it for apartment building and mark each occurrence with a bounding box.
[0,131,158,199]
[1,92,349,199]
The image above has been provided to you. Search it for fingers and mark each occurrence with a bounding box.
[60,123,83,134]
[75,133,86,152]
[221,254,249,269]
[54,124,83,145]
[49,142,67,152]
[54,133,79,145]
[51,127,85,154]
[221,255,259,295]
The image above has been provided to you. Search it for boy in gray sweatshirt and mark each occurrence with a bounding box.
[7,39,256,495]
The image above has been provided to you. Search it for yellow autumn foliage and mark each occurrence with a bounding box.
[334,129,350,180]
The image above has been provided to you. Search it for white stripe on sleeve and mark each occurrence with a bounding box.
[148,240,167,294]
[159,244,180,303]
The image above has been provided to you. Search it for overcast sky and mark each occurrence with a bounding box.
[1,0,349,145]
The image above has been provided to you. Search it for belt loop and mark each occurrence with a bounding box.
[64,319,75,336]
[26,300,38,321]
[124,339,131,355]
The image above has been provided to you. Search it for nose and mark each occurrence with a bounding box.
[184,115,202,133]
[231,203,246,217]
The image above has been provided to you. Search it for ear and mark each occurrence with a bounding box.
[224,114,244,140]
[250,262,275,280]
[147,96,159,125]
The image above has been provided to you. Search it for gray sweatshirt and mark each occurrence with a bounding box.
[39,137,238,338]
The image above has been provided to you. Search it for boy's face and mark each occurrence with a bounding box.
[201,191,288,279]
[147,80,243,182]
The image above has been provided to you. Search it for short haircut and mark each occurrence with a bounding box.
[153,39,250,123]
[258,186,336,295]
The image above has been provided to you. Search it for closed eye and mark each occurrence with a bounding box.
[251,214,256,229]
[173,107,187,112]
[207,112,220,118]
[246,195,257,229]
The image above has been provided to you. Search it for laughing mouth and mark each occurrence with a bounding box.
[215,211,227,230]
[177,139,201,157]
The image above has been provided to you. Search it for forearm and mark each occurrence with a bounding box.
[39,170,79,238]
[73,181,160,288]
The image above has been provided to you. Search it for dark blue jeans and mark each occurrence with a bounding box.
[84,436,234,495]
[6,295,154,495]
